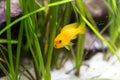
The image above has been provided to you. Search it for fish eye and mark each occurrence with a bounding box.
[59,40,62,43]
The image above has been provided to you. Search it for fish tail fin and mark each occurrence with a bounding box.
[77,22,86,34]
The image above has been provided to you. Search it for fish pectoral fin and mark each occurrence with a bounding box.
[68,42,74,46]
[65,42,74,50]
[65,46,70,50]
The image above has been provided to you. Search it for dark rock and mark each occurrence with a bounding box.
[84,29,108,60]
[0,0,22,24]
[84,0,108,18]
[84,0,109,33]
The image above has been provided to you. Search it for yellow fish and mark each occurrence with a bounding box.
[54,22,85,49]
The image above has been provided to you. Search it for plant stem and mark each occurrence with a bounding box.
[15,22,23,79]
[45,0,59,80]
[6,0,15,79]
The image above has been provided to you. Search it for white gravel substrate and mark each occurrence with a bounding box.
[51,50,120,80]
[1,51,120,80]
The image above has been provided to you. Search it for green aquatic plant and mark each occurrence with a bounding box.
[0,0,73,80]
[106,0,120,46]
[6,0,16,79]
[0,0,120,80]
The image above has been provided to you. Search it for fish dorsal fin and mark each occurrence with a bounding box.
[61,23,78,32]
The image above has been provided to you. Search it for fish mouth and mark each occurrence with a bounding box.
[54,44,57,48]
[54,44,60,48]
